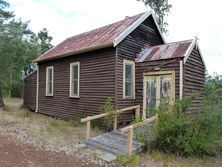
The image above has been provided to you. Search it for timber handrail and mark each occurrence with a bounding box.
[81,105,140,140]
[120,115,157,133]
[120,114,158,155]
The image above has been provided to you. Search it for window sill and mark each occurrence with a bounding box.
[45,94,53,97]
[69,95,80,98]
[123,96,135,100]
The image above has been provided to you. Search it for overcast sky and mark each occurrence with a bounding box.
[7,0,222,75]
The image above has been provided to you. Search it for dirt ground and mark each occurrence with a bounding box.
[0,125,87,167]
[0,99,105,167]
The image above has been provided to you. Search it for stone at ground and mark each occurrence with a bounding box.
[98,153,116,162]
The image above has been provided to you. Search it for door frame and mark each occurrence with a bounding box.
[142,71,176,120]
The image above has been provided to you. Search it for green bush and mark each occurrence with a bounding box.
[100,97,117,132]
[150,96,222,157]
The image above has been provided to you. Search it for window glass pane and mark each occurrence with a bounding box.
[72,65,78,80]
[160,76,171,104]
[125,81,132,97]
[146,77,156,110]
[125,64,132,80]
[48,81,52,94]
[48,69,52,82]
[72,80,78,95]
[47,68,53,95]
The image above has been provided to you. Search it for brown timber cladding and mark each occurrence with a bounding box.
[135,59,181,113]
[116,16,164,121]
[23,71,37,111]
[184,47,205,114]
[38,47,116,119]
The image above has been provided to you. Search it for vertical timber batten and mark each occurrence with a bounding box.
[179,60,183,99]
[115,47,118,108]
[36,65,39,112]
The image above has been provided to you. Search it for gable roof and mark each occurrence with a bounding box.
[135,39,194,62]
[35,10,165,63]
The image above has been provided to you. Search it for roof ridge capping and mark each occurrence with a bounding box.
[113,10,166,47]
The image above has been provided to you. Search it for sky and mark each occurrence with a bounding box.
[7,0,222,75]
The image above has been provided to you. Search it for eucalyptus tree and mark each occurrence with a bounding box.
[138,0,172,33]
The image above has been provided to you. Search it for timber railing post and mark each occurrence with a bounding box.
[86,119,91,140]
[155,113,159,126]
[127,127,133,155]
[135,105,140,118]
[113,115,117,130]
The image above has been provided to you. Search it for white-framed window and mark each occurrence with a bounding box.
[46,66,54,96]
[123,60,135,99]
[70,62,80,98]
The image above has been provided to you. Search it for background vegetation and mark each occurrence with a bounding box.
[0,0,53,105]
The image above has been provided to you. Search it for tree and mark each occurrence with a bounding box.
[0,0,53,101]
[37,28,53,54]
[0,0,13,107]
[0,0,13,21]
[138,0,172,33]
[0,19,40,98]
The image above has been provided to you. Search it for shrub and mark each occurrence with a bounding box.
[100,97,117,132]
[150,96,222,157]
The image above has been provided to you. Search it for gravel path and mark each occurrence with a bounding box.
[0,118,103,167]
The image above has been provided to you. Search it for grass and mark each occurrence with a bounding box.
[3,97,23,104]
[116,154,140,166]
[0,97,101,152]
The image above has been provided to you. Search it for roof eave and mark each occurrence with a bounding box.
[34,42,113,63]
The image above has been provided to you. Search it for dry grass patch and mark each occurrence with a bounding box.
[0,98,101,153]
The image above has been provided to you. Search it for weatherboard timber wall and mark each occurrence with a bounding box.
[116,16,164,121]
[135,59,181,112]
[23,71,37,111]
[37,47,116,119]
[184,47,205,114]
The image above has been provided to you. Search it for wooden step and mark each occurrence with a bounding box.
[84,130,145,156]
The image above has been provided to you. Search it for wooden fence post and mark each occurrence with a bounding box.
[127,127,133,155]
[86,120,91,140]
[155,113,159,126]
[135,105,140,118]
[113,115,117,130]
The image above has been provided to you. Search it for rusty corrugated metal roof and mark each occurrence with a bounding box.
[135,40,193,62]
[35,13,145,63]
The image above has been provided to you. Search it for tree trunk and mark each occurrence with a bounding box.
[0,81,4,108]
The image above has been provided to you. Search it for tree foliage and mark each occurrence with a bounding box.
[204,73,222,105]
[0,0,53,100]
[37,28,53,54]
[138,0,172,33]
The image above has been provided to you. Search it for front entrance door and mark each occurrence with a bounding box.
[143,71,175,118]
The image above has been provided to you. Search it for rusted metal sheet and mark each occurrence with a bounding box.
[36,13,144,63]
[135,40,193,62]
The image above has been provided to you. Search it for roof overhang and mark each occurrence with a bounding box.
[34,42,113,63]
[113,10,166,47]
